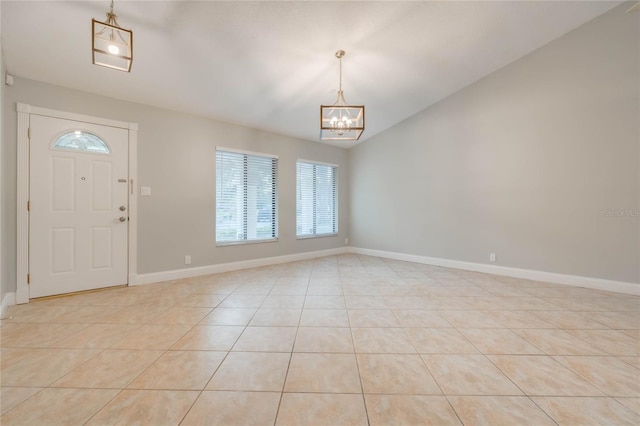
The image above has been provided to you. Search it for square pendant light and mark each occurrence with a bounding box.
[92,1,133,72]
[320,50,365,141]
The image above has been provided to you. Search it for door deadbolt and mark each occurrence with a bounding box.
[119,205,126,211]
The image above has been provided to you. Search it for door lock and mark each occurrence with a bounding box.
[119,205,126,211]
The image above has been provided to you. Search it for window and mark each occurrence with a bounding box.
[53,131,110,154]
[297,160,337,238]
[216,148,278,244]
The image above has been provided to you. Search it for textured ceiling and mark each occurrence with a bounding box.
[1,1,622,148]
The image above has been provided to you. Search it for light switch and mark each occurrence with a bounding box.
[140,186,152,196]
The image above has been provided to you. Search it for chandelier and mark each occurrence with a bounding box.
[92,0,133,72]
[320,50,365,141]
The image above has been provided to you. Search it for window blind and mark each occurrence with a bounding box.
[296,161,337,237]
[216,149,277,243]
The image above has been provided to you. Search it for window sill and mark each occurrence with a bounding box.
[216,237,278,247]
[296,233,338,240]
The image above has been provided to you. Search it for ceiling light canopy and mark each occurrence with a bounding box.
[320,50,364,141]
[92,0,133,72]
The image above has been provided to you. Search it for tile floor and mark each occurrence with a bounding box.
[1,254,639,425]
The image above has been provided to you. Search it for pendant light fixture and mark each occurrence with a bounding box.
[92,0,133,72]
[320,50,365,141]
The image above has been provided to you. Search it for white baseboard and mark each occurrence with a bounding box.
[348,247,640,296]
[133,247,349,286]
[1,292,16,319]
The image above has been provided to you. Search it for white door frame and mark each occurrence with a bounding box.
[16,103,138,304]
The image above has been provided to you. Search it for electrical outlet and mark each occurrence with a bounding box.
[185,255,191,265]
[489,253,496,262]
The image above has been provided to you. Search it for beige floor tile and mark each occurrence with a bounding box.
[568,329,640,356]
[482,310,555,329]
[51,323,141,349]
[232,285,274,295]
[357,354,441,395]
[149,307,213,325]
[261,295,305,309]
[171,325,244,350]
[343,285,382,296]
[533,397,640,425]
[284,353,361,393]
[513,329,607,355]
[488,355,604,396]
[620,356,640,369]
[554,356,640,397]
[294,327,354,353]
[307,285,344,296]
[438,310,504,328]
[269,285,308,295]
[0,387,42,415]
[623,329,640,339]
[579,311,640,329]
[249,308,302,326]
[199,308,257,325]
[459,328,543,355]
[1,348,100,387]
[300,309,349,327]
[617,398,640,416]
[383,296,430,309]
[406,328,479,354]
[85,390,199,426]
[503,297,560,311]
[218,294,266,308]
[0,322,88,348]
[128,351,226,390]
[4,305,80,323]
[52,349,162,388]
[423,354,521,396]
[182,391,281,425]
[207,352,290,391]
[54,305,126,323]
[176,293,227,307]
[345,296,389,309]
[348,310,400,327]
[365,394,461,425]
[392,310,452,328]
[232,326,297,352]
[0,388,119,426]
[448,396,555,425]
[276,393,368,426]
[529,310,609,329]
[110,324,191,349]
[304,295,346,309]
[352,328,416,353]
[103,306,171,324]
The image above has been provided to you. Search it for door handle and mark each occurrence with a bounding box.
[114,216,127,223]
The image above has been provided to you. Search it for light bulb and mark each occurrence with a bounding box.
[108,44,120,55]
[74,131,82,137]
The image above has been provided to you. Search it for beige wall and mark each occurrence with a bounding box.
[1,78,349,296]
[349,4,639,284]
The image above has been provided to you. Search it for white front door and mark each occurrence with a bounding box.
[29,114,129,298]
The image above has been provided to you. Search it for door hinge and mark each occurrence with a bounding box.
[27,201,30,211]
[27,274,30,284]
[27,128,31,139]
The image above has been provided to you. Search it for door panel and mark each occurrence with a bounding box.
[30,115,129,298]
[51,157,75,211]
[91,161,112,211]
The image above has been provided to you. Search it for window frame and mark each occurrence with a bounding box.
[215,147,279,246]
[296,158,338,239]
